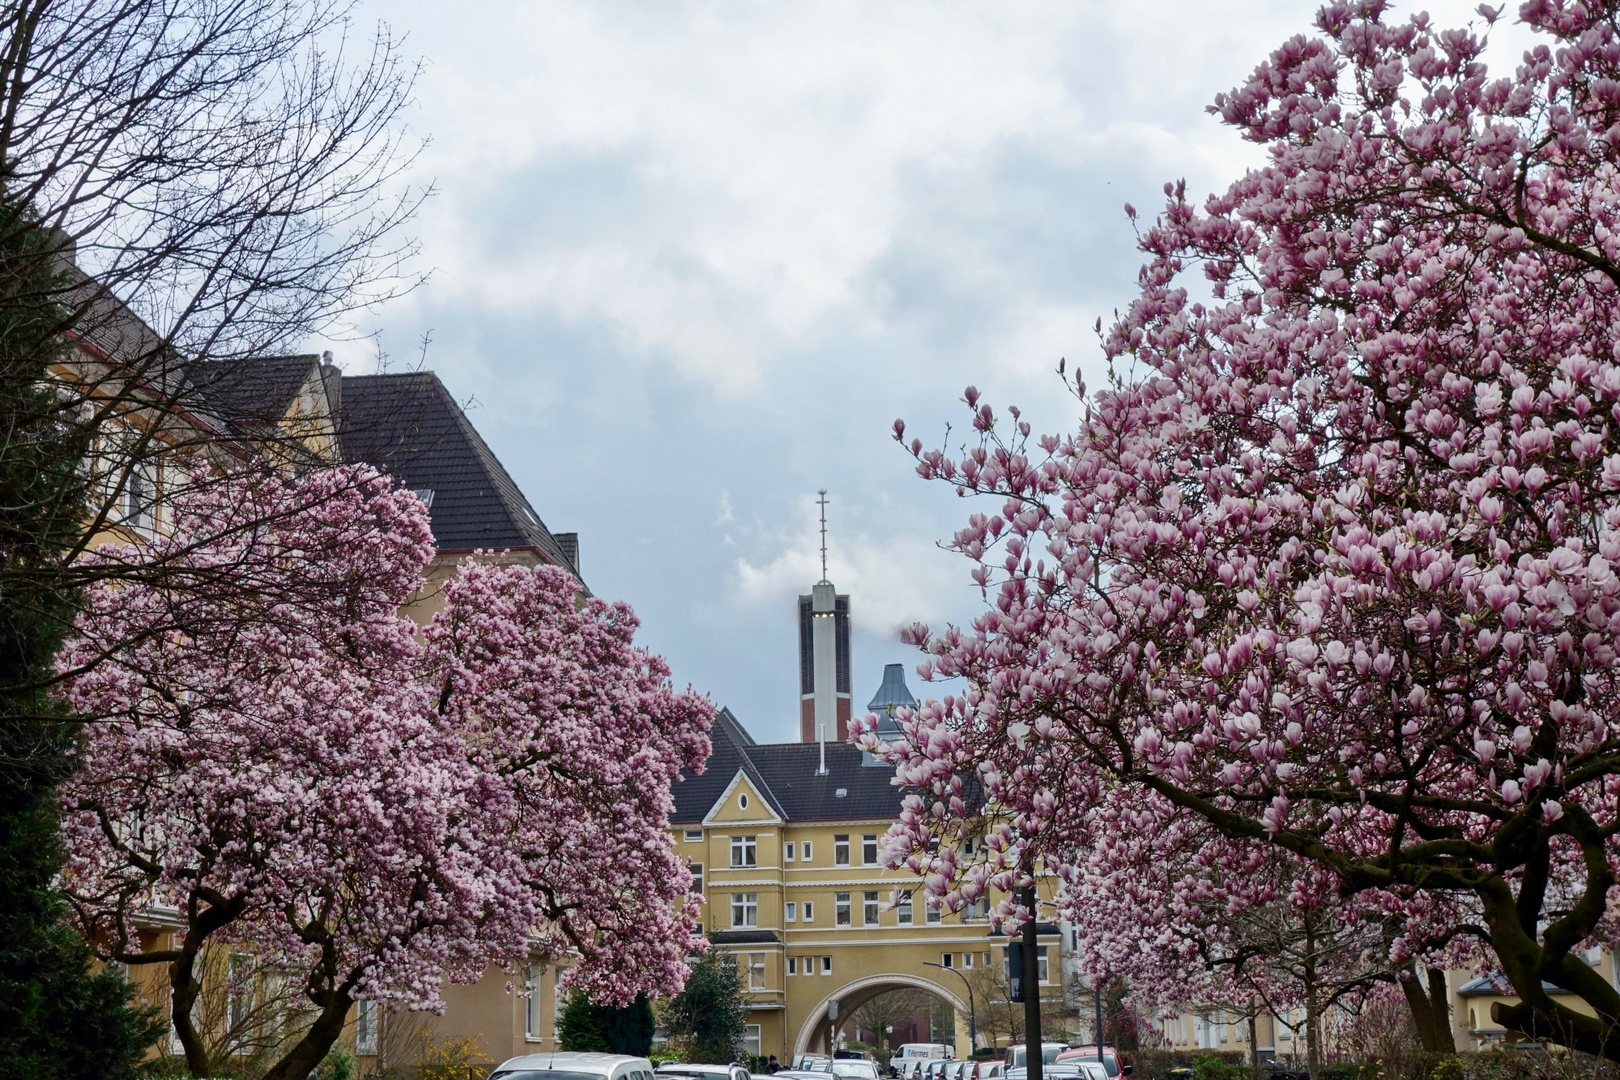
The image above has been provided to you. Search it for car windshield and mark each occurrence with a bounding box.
[493,1073,607,1080]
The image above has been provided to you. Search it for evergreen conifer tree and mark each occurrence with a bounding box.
[0,204,160,1077]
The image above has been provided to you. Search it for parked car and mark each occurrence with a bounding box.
[1054,1047,1129,1078]
[494,1053,658,1080]
[794,1057,834,1072]
[974,1063,1005,1080]
[943,1061,971,1080]
[1005,1064,1085,1080]
[1003,1045,1068,1069]
[656,1062,752,1080]
[830,1063,881,1080]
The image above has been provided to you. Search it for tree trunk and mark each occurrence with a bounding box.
[1247,1006,1260,1074]
[1302,914,1321,1079]
[259,990,354,1080]
[1398,963,1455,1053]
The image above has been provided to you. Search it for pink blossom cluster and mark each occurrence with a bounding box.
[857,0,1620,1052]
[57,463,711,1016]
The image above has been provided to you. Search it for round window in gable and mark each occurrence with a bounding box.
[739,793,750,810]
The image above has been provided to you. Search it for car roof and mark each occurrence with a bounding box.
[498,1053,655,1072]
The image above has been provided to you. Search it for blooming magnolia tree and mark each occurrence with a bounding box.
[1064,816,1467,1071]
[861,0,1620,1058]
[57,465,711,1080]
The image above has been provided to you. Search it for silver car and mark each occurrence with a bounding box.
[494,1053,658,1080]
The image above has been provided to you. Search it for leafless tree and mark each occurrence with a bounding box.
[853,989,932,1067]
[0,0,428,735]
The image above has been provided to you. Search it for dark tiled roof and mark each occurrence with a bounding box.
[186,355,319,440]
[1457,973,1571,996]
[709,930,781,945]
[671,709,908,824]
[339,372,582,582]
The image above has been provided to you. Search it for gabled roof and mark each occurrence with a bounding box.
[338,372,582,581]
[671,709,908,824]
[185,354,325,444]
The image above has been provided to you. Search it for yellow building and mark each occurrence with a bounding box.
[666,680,1065,1063]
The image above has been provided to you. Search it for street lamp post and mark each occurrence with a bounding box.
[923,961,978,1058]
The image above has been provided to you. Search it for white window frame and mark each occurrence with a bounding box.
[748,953,766,990]
[964,952,975,969]
[834,835,850,866]
[926,901,942,924]
[788,956,798,976]
[801,840,813,862]
[731,892,758,928]
[863,891,880,926]
[785,841,796,862]
[821,956,832,975]
[685,829,703,842]
[691,862,704,895]
[730,835,756,868]
[897,895,913,925]
[941,953,953,969]
[525,964,543,1041]
[802,901,815,923]
[835,892,852,926]
[862,834,879,865]
[356,998,379,1056]
[785,902,797,922]
[745,1024,762,1056]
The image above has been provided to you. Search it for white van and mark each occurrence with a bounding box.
[897,1046,951,1061]
[493,1052,658,1080]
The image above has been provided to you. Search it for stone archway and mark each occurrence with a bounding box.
[793,973,970,1057]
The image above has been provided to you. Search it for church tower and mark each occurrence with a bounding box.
[798,490,851,743]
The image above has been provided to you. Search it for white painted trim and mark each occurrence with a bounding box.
[701,770,784,826]
[792,973,969,1056]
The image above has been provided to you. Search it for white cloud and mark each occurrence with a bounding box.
[732,491,964,637]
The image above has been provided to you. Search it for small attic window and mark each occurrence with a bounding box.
[739,793,750,810]
[835,788,848,798]
[409,488,436,509]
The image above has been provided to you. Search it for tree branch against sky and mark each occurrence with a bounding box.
[860,0,1620,1061]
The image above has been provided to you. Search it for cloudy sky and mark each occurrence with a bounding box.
[334,0,1533,744]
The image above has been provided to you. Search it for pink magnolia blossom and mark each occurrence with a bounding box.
[861,0,1620,1060]
[57,464,711,1080]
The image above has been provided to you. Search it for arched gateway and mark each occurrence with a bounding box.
[794,974,969,1057]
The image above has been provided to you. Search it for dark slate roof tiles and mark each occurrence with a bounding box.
[339,372,582,582]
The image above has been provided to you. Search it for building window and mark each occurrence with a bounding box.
[863,891,880,926]
[525,965,542,1040]
[748,953,766,990]
[897,894,913,925]
[926,901,941,924]
[739,793,750,810]
[862,834,879,865]
[964,952,975,969]
[731,893,758,927]
[834,835,850,865]
[226,953,252,1041]
[942,953,953,969]
[786,902,797,922]
[788,956,798,976]
[356,999,378,1056]
[785,841,796,862]
[821,956,832,975]
[963,898,987,921]
[690,862,704,895]
[802,841,813,862]
[730,836,756,867]
[802,901,815,923]
[552,967,569,1039]
[835,892,852,926]
[746,1024,762,1056]
[1038,945,1050,983]
[685,829,703,842]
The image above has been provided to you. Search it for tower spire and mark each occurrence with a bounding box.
[817,488,829,583]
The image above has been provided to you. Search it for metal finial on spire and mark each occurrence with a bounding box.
[817,489,829,582]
